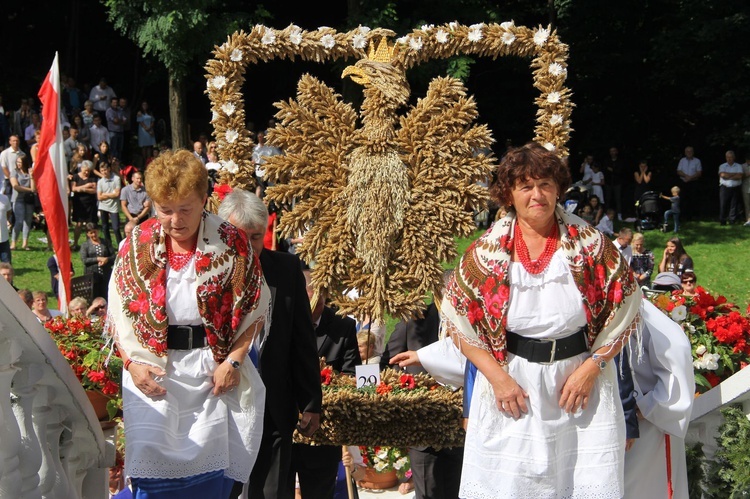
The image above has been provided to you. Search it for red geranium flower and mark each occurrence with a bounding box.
[321,367,333,386]
[213,183,233,201]
[399,374,415,390]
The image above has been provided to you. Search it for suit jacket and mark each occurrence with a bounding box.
[258,250,322,434]
[315,306,360,375]
[380,303,440,374]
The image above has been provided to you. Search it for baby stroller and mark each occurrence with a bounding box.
[564,183,589,215]
[635,191,660,231]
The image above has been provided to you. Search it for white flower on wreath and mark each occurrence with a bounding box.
[436,29,449,44]
[421,24,434,32]
[501,21,515,30]
[696,345,707,356]
[221,102,236,116]
[502,32,516,45]
[321,34,336,49]
[548,62,567,77]
[550,114,563,126]
[352,33,367,49]
[468,24,484,42]
[220,160,238,174]
[409,37,423,51]
[211,111,219,123]
[358,26,371,35]
[289,26,303,45]
[671,305,687,322]
[547,92,561,104]
[230,49,243,62]
[534,28,550,46]
[448,22,458,31]
[261,28,276,45]
[543,142,556,152]
[225,129,239,144]
[210,76,227,90]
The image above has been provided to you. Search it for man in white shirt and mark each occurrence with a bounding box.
[89,114,110,154]
[718,150,744,225]
[89,78,117,124]
[0,135,25,196]
[676,146,702,220]
[613,227,633,265]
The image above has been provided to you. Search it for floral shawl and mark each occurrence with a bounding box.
[442,206,641,366]
[105,212,269,369]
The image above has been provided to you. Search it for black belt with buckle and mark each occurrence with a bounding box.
[167,325,207,350]
[506,327,588,364]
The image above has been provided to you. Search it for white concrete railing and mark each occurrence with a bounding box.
[686,365,750,461]
[0,279,112,498]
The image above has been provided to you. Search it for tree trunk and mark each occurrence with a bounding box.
[168,74,188,149]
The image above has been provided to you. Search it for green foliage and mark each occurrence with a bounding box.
[704,405,750,498]
[685,441,705,499]
[446,56,475,82]
[102,0,271,79]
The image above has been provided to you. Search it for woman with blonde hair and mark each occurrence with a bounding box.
[107,149,270,498]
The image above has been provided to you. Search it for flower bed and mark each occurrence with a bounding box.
[45,316,122,419]
[650,287,750,393]
[294,361,465,448]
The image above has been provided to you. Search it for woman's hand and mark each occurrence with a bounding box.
[97,256,108,266]
[488,370,529,419]
[129,363,167,397]
[389,351,420,368]
[559,359,600,413]
[212,358,241,396]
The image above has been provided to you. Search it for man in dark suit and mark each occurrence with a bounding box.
[220,191,322,499]
[382,282,464,499]
[291,269,361,499]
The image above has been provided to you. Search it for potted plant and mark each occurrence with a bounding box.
[45,315,123,420]
[357,445,410,489]
[650,287,750,393]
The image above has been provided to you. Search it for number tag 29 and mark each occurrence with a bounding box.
[356,364,380,389]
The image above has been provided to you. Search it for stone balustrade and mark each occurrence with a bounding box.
[0,279,113,498]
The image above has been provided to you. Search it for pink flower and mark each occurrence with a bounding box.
[486,293,504,319]
[128,292,150,314]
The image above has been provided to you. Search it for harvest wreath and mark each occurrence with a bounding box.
[293,359,465,448]
[204,22,573,322]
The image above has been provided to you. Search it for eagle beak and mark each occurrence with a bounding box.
[342,65,369,86]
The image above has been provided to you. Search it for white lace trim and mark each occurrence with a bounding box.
[508,248,568,290]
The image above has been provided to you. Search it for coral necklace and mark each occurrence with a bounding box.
[514,221,559,275]
[166,236,197,271]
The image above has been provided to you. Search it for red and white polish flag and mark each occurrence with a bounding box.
[33,52,71,313]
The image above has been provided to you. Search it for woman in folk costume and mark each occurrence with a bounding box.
[441,143,642,498]
[624,299,694,499]
[106,150,270,498]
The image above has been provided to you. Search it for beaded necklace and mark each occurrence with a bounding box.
[513,221,559,275]
[166,236,197,271]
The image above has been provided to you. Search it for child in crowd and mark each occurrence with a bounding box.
[661,186,680,233]
[590,163,605,205]
[579,204,595,224]
[596,207,616,237]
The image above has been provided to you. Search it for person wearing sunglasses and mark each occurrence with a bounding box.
[680,270,698,297]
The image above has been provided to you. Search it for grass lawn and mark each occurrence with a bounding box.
[9,219,749,324]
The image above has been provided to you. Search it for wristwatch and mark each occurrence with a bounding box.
[226,357,241,370]
[591,354,607,371]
